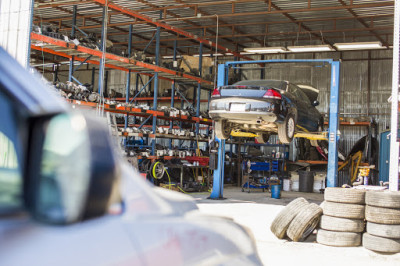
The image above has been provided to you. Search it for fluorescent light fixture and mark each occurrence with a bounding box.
[162,55,182,59]
[240,52,256,55]
[287,45,334,52]
[243,46,287,53]
[333,41,383,50]
[193,53,223,57]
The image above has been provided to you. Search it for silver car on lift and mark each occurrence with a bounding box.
[0,47,262,266]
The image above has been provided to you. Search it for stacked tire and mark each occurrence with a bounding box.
[363,191,400,253]
[270,197,323,242]
[317,188,366,247]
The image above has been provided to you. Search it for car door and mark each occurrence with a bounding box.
[288,83,310,131]
[292,84,319,131]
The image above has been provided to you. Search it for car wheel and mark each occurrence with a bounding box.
[255,133,270,144]
[278,113,295,144]
[215,120,231,139]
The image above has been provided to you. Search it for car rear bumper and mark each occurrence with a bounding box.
[209,110,278,124]
[209,97,282,124]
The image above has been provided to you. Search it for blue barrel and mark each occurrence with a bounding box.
[271,185,281,199]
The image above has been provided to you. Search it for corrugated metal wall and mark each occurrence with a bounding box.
[236,50,392,151]
[0,0,34,68]
[42,50,393,178]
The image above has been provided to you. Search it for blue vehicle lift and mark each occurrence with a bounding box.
[210,59,341,199]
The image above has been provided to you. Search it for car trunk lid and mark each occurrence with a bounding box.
[218,85,281,98]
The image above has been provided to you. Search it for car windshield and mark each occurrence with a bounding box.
[0,89,23,214]
[233,80,286,90]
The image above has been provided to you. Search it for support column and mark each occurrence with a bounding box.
[389,0,400,191]
[327,61,341,187]
[91,67,96,87]
[68,5,77,83]
[169,81,176,149]
[210,64,228,199]
[125,25,133,130]
[195,42,203,136]
[151,11,162,155]
[98,6,107,94]
[68,56,74,82]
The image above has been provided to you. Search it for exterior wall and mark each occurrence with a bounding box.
[0,0,34,68]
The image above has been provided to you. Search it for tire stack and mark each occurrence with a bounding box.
[363,191,400,253]
[317,188,366,247]
[270,197,323,242]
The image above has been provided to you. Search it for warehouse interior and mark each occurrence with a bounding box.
[1,0,400,265]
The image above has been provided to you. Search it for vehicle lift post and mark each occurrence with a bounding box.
[209,59,341,199]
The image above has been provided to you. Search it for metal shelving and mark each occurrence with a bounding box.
[31,33,213,86]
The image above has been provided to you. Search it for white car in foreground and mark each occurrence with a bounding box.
[0,47,262,266]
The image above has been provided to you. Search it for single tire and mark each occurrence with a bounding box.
[214,120,231,139]
[363,233,400,253]
[278,113,295,144]
[324,187,366,204]
[270,197,309,239]
[365,205,400,224]
[149,161,165,179]
[366,191,400,209]
[319,215,365,233]
[255,133,270,144]
[367,222,400,238]
[287,203,323,242]
[323,201,365,219]
[317,229,361,247]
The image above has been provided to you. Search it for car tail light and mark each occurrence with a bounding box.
[211,88,221,98]
[263,89,282,100]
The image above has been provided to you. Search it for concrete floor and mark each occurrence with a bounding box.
[191,187,400,266]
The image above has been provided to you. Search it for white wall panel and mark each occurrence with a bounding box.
[0,0,33,67]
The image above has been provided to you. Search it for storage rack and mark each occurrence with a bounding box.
[30,11,215,157]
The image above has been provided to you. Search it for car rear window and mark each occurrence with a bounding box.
[219,85,271,90]
[233,80,286,90]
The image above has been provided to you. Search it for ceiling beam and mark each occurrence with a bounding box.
[173,0,262,47]
[115,26,392,45]
[159,2,394,22]
[337,0,389,47]
[268,1,332,46]
[91,0,254,60]
[134,0,244,51]
[34,1,394,24]
[69,14,392,35]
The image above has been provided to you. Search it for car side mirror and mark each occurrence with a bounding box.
[29,112,119,225]
[312,100,319,107]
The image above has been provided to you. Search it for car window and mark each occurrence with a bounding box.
[0,89,23,214]
[289,84,311,104]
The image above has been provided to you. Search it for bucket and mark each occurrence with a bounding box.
[271,185,281,199]
[283,179,291,191]
[299,171,315,193]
